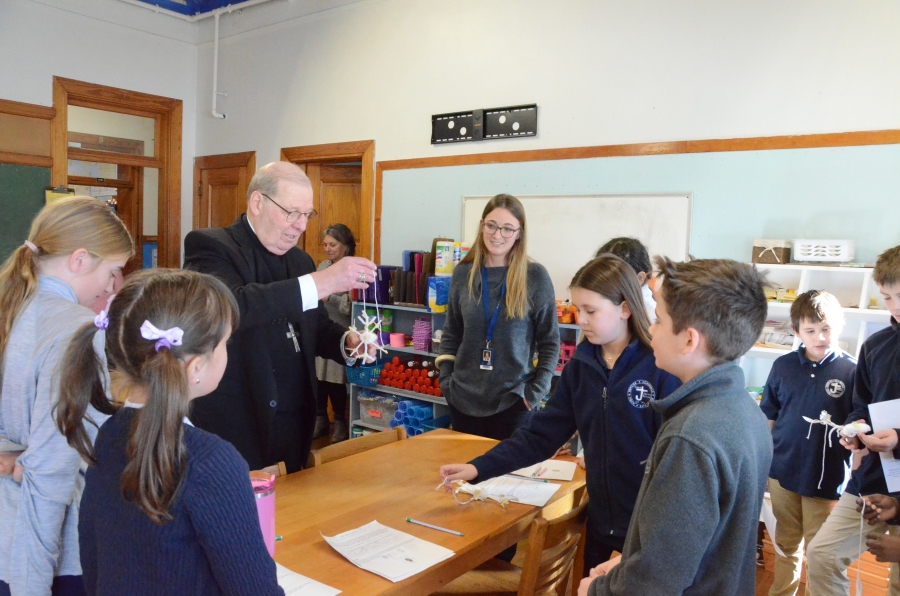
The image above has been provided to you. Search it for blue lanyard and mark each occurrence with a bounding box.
[481,266,507,347]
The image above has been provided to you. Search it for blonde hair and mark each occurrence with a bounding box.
[461,194,530,319]
[570,255,653,349]
[0,197,133,367]
[58,269,238,523]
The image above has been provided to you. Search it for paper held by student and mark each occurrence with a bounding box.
[469,476,561,507]
[276,563,341,595]
[510,459,577,481]
[322,521,454,583]
[867,400,900,493]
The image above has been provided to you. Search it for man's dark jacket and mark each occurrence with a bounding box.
[183,215,345,470]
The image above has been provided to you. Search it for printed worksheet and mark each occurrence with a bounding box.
[869,400,900,492]
[470,476,561,507]
[322,521,454,583]
[276,563,341,595]
[511,459,577,481]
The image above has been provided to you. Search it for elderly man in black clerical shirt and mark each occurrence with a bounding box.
[184,161,376,472]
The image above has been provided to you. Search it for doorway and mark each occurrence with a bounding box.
[192,151,256,230]
[281,141,374,263]
[51,77,183,268]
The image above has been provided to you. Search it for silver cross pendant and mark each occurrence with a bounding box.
[286,322,300,353]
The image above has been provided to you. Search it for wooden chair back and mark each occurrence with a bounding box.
[310,426,407,467]
[517,495,589,596]
[259,461,287,477]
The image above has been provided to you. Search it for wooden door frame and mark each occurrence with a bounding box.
[51,77,183,267]
[192,151,257,229]
[0,98,55,167]
[281,140,374,261]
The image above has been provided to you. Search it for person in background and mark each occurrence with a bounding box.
[313,224,356,443]
[183,162,377,473]
[68,269,283,596]
[0,197,132,596]
[436,193,559,441]
[440,254,680,574]
[595,237,656,323]
[807,244,900,596]
[760,290,856,596]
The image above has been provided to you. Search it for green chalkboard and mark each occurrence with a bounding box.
[0,164,49,263]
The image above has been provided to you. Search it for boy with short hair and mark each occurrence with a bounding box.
[581,258,772,596]
[760,290,856,596]
[806,244,900,596]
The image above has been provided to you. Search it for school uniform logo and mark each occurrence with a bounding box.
[627,380,656,408]
[825,379,846,398]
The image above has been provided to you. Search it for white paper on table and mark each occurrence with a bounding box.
[474,476,561,507]
[511,459,577,481]
[868,400,900,493]
[276,563,341,595]
[322,521,454,583]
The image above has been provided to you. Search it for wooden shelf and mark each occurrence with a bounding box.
[384,345,439,358]
[351,383,448,406]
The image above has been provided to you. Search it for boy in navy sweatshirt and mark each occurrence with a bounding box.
[807,244,900,596]
[581,258,772,596]
[760,290,856,596]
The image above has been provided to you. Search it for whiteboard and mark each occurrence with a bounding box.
[462,194,692,299]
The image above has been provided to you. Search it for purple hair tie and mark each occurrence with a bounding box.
[140,320,184,353]
[94,294,115,330]
[23,240,38,254]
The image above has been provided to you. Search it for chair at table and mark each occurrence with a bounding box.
[434,495,589,596]
[308,426,407,467]
[259,461,287,477]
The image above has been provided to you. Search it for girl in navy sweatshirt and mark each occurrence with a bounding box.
[440,254,680,574]
[60,269,283,596]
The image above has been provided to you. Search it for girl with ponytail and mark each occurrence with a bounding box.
[70,269,283,596]
[0,196,132,596]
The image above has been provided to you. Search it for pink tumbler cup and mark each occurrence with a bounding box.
[249,471,276,556]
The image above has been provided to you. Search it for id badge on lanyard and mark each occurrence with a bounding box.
[480,266,507,371]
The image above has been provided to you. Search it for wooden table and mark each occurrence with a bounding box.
[273,429,586,596]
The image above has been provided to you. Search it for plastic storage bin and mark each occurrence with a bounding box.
[357,393,399,428]
[791,239,855,263]
[345,361,384,387]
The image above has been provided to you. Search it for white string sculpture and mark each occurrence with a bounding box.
[435,479,513,509]
[802,410,871,489]
[342,270,388,363]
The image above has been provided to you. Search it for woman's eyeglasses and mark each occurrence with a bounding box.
[261,193,318,224]
[482,221,520,238]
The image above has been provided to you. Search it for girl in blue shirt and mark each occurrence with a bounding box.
[59,269,283,596]
[0,197,132,596]
[440,254,681,575]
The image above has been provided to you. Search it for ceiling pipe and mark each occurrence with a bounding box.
[115,0,277,22]
[211,10,227,119]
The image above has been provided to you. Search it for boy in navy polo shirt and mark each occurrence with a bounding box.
[760,290,856,596]
[807,244,900,596]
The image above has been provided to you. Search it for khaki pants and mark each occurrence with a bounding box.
[806,491,900,596]
[768,478,837,596]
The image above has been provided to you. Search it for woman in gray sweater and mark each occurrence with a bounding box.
[436,194,559,441]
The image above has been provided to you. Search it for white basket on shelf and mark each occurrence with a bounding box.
[791,239,855,263]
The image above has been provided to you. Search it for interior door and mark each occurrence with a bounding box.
[304,164,362,266]
[68,164,141,275]
[193,151,256,230]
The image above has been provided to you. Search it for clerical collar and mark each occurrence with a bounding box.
[245,214,258,237]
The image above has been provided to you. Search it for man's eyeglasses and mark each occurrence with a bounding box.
[482,221,520,238]
[261,193,318,224]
